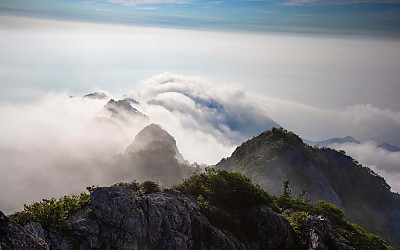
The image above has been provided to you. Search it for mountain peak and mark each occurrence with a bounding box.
[217,127,399,246]
[125,124,178,154]
[104,99,148,121]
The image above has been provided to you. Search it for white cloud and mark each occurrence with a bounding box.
[340,104,400,146]
[136,72,279,145]
[0,93,149,213]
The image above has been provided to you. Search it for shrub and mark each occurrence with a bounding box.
[311,200,345,226]
[175,168,271,209]
[10,193,90,229]
[274,181,311,212]
[140,180,162,194]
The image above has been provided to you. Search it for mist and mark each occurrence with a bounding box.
[2,72,400,213]
[0,93,150,213]
[0,74,272,213]
[331,142,400,193]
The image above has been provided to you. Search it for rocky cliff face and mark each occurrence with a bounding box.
[1,186,359,250]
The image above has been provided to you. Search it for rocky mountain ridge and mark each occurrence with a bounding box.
[216,128,400,246]
[1,183,365,250]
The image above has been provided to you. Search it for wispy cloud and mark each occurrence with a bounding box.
[283,0,400,5]
[104,0,187,6]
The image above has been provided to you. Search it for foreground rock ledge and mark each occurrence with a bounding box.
[1,186,357,250]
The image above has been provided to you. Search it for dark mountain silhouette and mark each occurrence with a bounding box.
[216,127,400,246]
[113,124,196,185]
[379,143,400,152]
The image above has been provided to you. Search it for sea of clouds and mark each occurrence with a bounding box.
[1,72,399,213]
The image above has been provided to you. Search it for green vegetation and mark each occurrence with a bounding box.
[175,168,272,244]
[276,183,392,250]
[175,167,271,209]
[217,127,398,247]
[7,162,393,249]
[9,193,90,229]
[112,180,162,194]
[139,180,162,194]
[10,180,163,230]
[176,168,392,250]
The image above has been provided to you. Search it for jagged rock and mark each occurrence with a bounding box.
[24,222,46,241]
[303,216,336,250]
[43,187,295,250]
[247,206,295,249]
[0,211,48,250]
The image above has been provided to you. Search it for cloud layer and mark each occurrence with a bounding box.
[0,73,279,213]
[1,72,399,214]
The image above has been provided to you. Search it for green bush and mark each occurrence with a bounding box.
[311,200,345,226]
[10,193,90,229]
[112,181,140,192]
[140,180,162,194]
[175,168,271,209]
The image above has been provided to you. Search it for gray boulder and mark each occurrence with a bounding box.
[45,187,295,250]
[0,210,48,250]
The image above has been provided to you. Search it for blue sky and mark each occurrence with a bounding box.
[1,0,400,36]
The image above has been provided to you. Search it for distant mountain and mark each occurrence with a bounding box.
[304,136,360,147]
[379,143,400,152]
[121,97,139,105]
[113,124,196,185]
[104,99,147,118]
[104,99,148,124]
[125,123,186,164]
[216,128,400,246]
[83,92,108,99]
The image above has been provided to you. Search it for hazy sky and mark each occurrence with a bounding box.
[1,1,400,211]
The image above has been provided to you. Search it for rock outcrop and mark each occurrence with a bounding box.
[0,211,48,250]
[59,186,296,249]
[3,187,299,250]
